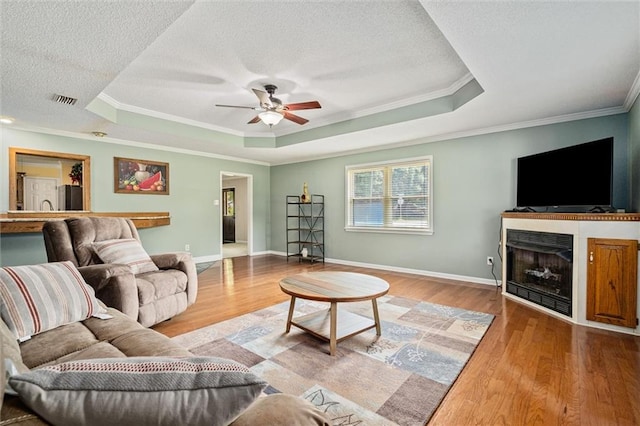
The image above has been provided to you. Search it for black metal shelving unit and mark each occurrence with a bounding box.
[286,194,324,263]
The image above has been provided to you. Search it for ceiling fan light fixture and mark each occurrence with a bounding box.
[258,110,283,127]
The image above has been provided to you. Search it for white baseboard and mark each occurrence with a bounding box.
[267,251,500,287]
[193,254,221,263]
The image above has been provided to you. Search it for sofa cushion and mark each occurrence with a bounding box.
[19,307,191,370]
[9,356,267,426]
[0,261,105,340]
[230,394,332,426]
[91,239,159,274]
[137,269,188,304]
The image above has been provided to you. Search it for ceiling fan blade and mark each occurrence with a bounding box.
[283,111,309,125]
[284,101,321,111]
[216,104,259,110]
[247,115,262,124]
[252,88,272,108]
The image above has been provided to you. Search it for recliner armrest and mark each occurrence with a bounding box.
[149,252,191,270]
[149,252,198,306]
[77,265,139,321]
[78,264,132,291]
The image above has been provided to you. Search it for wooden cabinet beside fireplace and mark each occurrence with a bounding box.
[586,238,638,328]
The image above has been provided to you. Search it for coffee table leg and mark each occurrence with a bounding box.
[372,298,382,336]
[329,302,337,355]
[286,296,296,333]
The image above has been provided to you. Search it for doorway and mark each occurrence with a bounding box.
[221,173,252,259]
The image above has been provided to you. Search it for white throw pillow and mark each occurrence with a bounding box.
[0,261,105,340]
[9,356,267,426]
[91,239,159,274]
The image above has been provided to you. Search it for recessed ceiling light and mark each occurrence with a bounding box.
[0,116,15,124]
[92,131,107,137]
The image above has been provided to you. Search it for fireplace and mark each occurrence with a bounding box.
[505,229,573,316]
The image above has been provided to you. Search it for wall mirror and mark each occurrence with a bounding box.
[9,147,91,211]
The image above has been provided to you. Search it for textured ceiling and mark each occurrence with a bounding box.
[1,1,638,165]
[102,1,470,133]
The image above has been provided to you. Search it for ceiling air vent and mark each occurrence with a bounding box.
[52,94,78,106]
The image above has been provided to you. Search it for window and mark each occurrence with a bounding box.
[345,156,433,234]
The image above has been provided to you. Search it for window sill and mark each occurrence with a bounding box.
[344,226,433,236]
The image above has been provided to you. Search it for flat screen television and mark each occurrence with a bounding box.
[516,137,614,210]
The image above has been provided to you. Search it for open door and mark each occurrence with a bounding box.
[222,188,235,243]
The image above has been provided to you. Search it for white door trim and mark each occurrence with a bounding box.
[220,172,253,257]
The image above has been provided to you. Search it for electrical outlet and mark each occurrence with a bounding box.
[487,256,494,266]
[185,244,190,251]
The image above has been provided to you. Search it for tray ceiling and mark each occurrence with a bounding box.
[1,1,638,165]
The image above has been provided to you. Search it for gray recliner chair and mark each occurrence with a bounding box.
[42,217,197,327]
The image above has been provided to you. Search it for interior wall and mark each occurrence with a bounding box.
[629,95,640,212]
[0,128,270,266]
[0,112,631,278]
[270,114,629,282]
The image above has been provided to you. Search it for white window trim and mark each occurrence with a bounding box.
[344,155,433,235]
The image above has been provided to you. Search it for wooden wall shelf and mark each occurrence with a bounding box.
[0,212,170,234]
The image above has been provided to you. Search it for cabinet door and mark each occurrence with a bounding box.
[587,238,638,328]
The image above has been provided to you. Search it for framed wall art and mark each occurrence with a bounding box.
[114,157,169,195]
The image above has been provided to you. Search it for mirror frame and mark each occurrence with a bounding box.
[9,147,91,211]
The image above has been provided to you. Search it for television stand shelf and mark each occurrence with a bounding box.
[501,212,640,222]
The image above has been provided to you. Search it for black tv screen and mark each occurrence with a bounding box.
[516,137,613,209]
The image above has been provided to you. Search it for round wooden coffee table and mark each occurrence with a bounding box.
[279,271,390,355]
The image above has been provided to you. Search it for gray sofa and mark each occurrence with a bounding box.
[0,260,330,426]
[42,217,197,327]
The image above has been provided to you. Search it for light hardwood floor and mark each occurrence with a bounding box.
[153,255,640,425]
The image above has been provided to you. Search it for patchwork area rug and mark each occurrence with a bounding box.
[172,296,494,425]
[195,261,216,274]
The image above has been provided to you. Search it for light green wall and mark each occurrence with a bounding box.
[0,112,631,282]
[271,114,629,281]
[630,95,640,212]
[0,128,270,266]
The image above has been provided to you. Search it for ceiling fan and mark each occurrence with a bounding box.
[216,84,321,127]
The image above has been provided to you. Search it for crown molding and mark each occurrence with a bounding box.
[271,106,628,166]
[389,106,627,148]
[97,93,254,137]
[5,102,628,169]
[623,69,640,111]
[4,124,270,166]
[292,73,477,133]
[95,74,477,140]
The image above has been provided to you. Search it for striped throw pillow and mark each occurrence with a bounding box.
[0,261,105,340]
[91,239,158,275]
[9,356,267,426]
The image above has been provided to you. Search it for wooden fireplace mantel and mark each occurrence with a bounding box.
[501,212,640,222]
[501,213,640,336]
[0,211,171,234]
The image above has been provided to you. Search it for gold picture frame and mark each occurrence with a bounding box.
[114,157,169,195]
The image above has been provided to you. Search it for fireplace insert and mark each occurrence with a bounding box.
[506,229,573,316]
